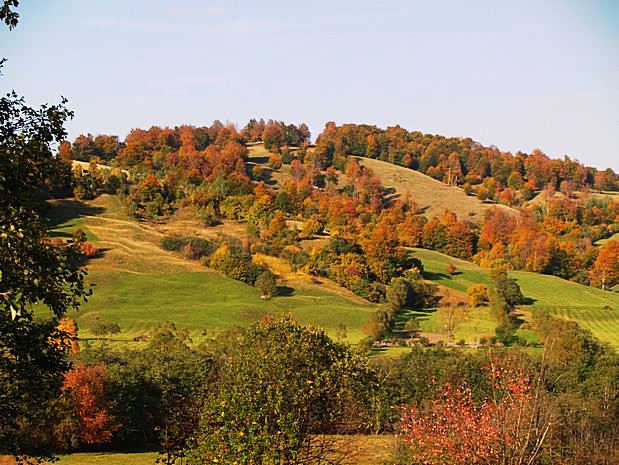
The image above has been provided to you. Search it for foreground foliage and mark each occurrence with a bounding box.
[188,316,377,465]
[0,27,89,455]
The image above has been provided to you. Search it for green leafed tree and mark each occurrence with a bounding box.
[187,316,377,465]
[254,270,277,299]
[0,4,90,456]
[386,277,409,311]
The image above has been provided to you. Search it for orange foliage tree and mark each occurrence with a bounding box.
[589,240,619,290]
[62,363,121,445]
[56,317,80,355]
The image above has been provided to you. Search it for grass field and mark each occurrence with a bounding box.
[44,194,619,351]
[410,248,619,349]
[44,196,376,345]
[596,231,619,246]
[48,435,396,465]
[354,156,516,222]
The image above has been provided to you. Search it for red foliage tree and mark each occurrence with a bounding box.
[399,354,551,465]
[63,363,121,445]
[479,207,517,249]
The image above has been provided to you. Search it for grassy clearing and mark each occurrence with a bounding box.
[53,452,158,465]
[247,143,514,223]
[596,232,619,246]
[58,268,375,345]
[247,144,293,188]
[44,196,375,345]
[356,156,515,222]
[410,248,619,349]
[49,435,396,465]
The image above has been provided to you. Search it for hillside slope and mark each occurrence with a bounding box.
[43,195,617,351]
[411,248,619,349]
[247,144,516,222]
[44,196,376,344]
[356,157,516,222]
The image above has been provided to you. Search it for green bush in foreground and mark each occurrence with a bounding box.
[187,316,377,465]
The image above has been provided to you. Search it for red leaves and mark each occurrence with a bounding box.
[399,354,543,465]
[63,363,120,445]
[79,241,98,258]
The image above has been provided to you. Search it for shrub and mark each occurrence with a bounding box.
[160,236,186,252]
[408,280,438,308]
[267,154,282,170]
[160,236,215,260]
[492,270,524,308]
[467,284,489,307]
[199,205,220,227]
[447,263,457,275]
[209,241,262,284]
[91,319,121,337]
[80,241,98,258]
[255,270,277,299]
[386,277,409,311]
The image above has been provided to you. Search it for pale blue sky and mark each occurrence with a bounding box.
[1,0,618,170]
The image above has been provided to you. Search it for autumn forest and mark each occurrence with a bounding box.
[2,2,619,465]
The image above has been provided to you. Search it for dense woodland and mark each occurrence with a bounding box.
[2,2,619,464]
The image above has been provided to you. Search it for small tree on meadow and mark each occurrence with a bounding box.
[335,323,347,341]
[404,317,420,337]
[467,284,489,307]
[255,270,277,299]
[437,295,467,343]
[491,269,524,308]
[447,263,457,275]
[386,277,409,311]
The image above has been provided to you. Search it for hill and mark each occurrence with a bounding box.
[44,195,376,345]
[43,194,618,351]
[355,156,517,222]
[247,144,516,222]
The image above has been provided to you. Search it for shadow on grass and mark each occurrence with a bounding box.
[247,162,278,186]
[249,155,270,164]
[369,346,390,355]
[45,199,104,230]
[423,271,450,281]
[395,308,435,328]
[276,285,295,297]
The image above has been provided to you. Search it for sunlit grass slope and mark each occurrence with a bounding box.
[44,196,375,344]
[410,248,619,349]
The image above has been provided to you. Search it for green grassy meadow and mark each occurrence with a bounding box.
[53,452,158,465]
[43,196,375,345]
[596,231,619,246]
[47,434,396,465]
[61,269,375,344]
[43,195,619,351]
[410,248,619,349]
